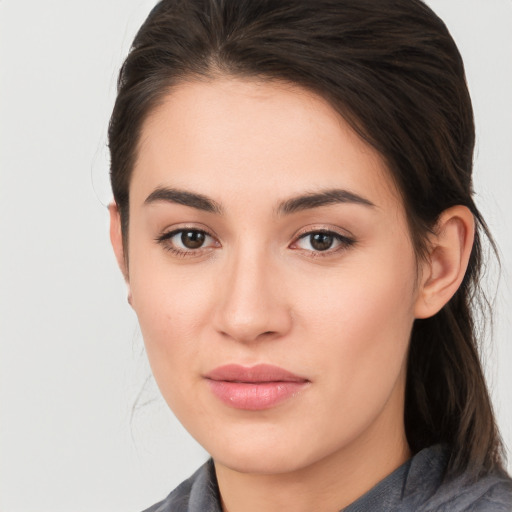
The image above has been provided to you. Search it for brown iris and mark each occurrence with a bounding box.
[310,232,334,251]
[181,230,206,249]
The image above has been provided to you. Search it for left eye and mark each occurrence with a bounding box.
[294,231,353,252]
[159,229,216,251]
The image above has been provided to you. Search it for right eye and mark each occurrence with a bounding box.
[157,228,219,255]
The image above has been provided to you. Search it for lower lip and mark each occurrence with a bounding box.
[206,380,308,410]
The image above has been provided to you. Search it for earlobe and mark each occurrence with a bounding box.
[414,206,475,319]
[108,202,129,283]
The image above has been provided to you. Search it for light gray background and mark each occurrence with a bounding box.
[1,1,511,511]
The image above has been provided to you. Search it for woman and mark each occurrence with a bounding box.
[108,0,512,510]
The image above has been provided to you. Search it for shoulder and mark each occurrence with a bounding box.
[468,476,512,512]
[405,446,512,512]
[422,472,512,512]
[141,459,221,512]
[435,471,512,512]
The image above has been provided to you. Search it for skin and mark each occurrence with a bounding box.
[110,78,474,512]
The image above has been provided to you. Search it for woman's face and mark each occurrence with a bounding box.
[121,79,424,474]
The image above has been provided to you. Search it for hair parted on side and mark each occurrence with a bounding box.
[108,0,505,477]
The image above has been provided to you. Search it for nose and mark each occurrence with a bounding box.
[213,247,293,344]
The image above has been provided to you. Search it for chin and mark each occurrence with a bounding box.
[203,427,334,476]
[214,448,308,475]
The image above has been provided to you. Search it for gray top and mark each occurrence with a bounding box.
[143,445,512,512]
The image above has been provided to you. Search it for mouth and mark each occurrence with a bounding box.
[203,364,310,410]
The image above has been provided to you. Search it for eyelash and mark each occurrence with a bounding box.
[156,227,355,258]
[291,229,356,257]
[156,227,218,257]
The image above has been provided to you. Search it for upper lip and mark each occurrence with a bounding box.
[204,364,308,383]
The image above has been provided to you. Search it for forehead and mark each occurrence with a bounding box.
[131,78,401,211]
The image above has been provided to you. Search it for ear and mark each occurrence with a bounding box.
[414,205,475,319]
[109,202,129,283]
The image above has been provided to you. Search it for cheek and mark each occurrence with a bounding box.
[294,243,417,408]
[127,254,216,389]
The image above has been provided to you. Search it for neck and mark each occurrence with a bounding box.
[214,392,411,512]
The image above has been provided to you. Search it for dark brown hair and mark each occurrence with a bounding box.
[109,0,504,476]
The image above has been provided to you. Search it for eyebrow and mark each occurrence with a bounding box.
[277,189,375,215]
[143,186,375,215]
[144,187,222,214]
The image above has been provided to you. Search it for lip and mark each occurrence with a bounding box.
[204,364,309,410]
